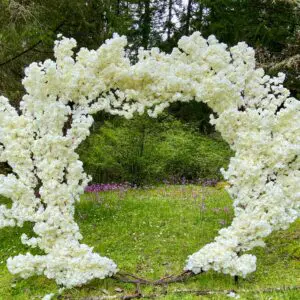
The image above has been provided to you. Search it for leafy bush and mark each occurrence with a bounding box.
[78,114,233,185]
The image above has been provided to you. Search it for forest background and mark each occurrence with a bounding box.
[1,0,299,184]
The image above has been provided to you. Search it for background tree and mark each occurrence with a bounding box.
[187,0,300,96]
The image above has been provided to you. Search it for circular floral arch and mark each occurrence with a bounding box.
[0,32,299,288]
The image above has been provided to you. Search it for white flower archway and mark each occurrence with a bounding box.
[0,32,299,288]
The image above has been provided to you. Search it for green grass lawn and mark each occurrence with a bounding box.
[0,185,299,299]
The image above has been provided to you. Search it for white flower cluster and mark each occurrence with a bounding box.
[0,31,299,287]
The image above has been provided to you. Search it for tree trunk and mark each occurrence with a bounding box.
[167,0,173,41]
[116,0,120,15]
[141,0,151,49]
[197,2,203,31]
[185,0,193,35]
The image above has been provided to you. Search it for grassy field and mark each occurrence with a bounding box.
[0,185,299,299]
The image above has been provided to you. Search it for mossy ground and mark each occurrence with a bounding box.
[0,185,299,299]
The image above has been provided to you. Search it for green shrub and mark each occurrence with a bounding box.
[78,114,233,185]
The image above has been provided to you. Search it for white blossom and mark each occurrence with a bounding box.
[0,31,299,288]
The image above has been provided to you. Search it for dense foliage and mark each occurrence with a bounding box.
[79,115,232,184]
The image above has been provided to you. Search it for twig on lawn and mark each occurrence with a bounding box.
[153,270,195,285]
[112,272,151,285]
[112,270,196,286]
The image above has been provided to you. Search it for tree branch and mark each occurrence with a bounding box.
[112,270,196,286]
[0,40,42,67]
[0,20,66,67]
